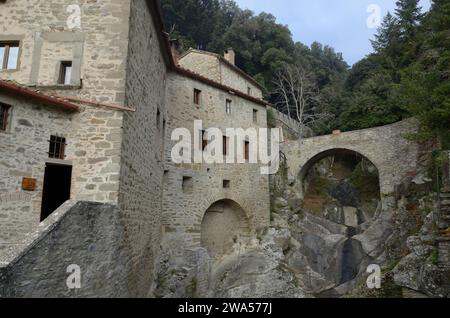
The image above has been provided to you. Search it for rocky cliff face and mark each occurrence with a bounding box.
[153,156,449,298]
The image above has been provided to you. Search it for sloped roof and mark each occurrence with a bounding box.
[0,80,80,111]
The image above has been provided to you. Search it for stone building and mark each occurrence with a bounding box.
[0,0,271,297]
[162,50,271,257]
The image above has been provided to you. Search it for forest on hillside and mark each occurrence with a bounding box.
[161,0,450,144]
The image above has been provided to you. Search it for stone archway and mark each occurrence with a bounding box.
[201,199,250,258]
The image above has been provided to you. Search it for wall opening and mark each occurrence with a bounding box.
[40,163,72,222]
[201,199,250,258]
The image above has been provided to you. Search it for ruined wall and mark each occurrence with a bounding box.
[118,0,168,297]
[0,0,131,104]
[282,120,420,199]
[0,201,129,298]
[162,72,270,251]
[0,91,123,255]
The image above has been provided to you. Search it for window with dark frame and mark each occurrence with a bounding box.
[223,180,231,189]
[58,61,72,85]
[0,41,20,70]
[182,176,193,193]
[0,103,10,131]
[193,89,201,105]
[48,135,66,159]
[226,99,232,114]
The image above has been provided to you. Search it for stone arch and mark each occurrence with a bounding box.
[200,199,251,258]
[298,148,380,184]
[296,148,382,204]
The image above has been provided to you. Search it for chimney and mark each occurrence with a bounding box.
[169,39,180,65]
[224,48,235,65]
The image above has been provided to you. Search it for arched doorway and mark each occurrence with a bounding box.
[201,199,250,258]
[298,148,381,227]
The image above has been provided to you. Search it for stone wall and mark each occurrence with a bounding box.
[178,50,263,99]
[0,201,129,298]
[282,119,420,200]
[0,91,123,255]
[117,0,168,297]
[162,72,271,252]
[0,0,131,104]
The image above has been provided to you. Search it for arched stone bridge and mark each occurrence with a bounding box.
[281,119,420,198]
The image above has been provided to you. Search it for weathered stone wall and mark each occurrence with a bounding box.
[179,52,221,83]
[162,72,271,251]
[0,0,131,104]
[0,91,123,255]
[220,62,263,99]
[178,50,263,98]
[282,119,420,199]
[0,201,129,298]
[117,0,168,297]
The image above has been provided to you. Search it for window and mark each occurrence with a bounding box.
[253,109,258,123]
[244,141,250,161]
[201,130,208,151]
[223,180,231,189]
[182,176,193,193]
[48,135,66,159]
[58,61,72,85]
[247,87,252,96]
[223,136,229,156]
[193,89,201,105]
[0,41,19,70]
[156,108,161,130]
[0,103,11,131]
[226,99,232,114]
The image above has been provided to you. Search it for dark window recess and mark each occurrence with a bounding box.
[182,176,193,193]
[58,61,72,85]
[244,141,250,160]
[247,87,252,96]
[223,136,229,156]
[48,135,66,159]
[0,41,19,70]
[0,103,10,131]
[156,108,161,130]
[201,130,208,151]
[194,89,201,105]
[223,180,231,188]
[40,163,72,222]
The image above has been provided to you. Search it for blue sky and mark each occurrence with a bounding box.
[234,0,431,65]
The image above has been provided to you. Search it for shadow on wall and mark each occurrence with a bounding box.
[201,199,251,258]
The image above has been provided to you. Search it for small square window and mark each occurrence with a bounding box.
[58,61,72,85]
[194,89,201,105]
[226,99,232,114]
[182,176,193,193]
[48,135,66,159]
[0,103,11,131]
[223,180,231,189]
[253,109,258,123]
[0,41,20,70]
